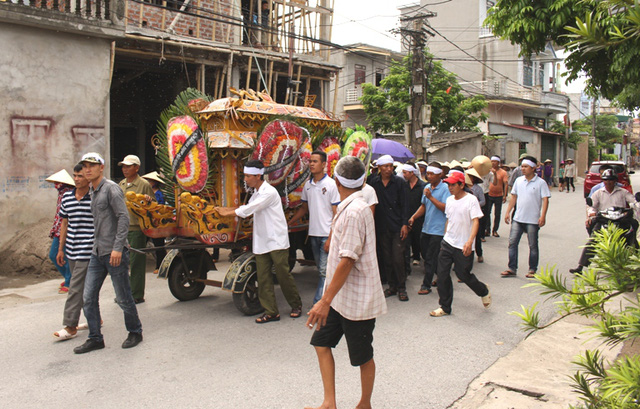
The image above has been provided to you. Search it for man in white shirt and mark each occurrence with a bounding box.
[306,156,387,409]
[430,171,491,317]
[289,151,340,305]
[502,156,550,278]
[215,160,302,324]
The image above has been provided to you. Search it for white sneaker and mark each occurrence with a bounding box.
[481,286,492,308]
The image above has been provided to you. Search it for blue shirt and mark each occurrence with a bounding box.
[421,182,450,236]
[511,175,551,224]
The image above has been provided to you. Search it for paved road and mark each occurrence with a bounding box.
[0,181,595,408]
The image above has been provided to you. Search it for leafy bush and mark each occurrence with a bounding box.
[515,225,640,408]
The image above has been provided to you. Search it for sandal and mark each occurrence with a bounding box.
[53,328,77,341]
[430,308,449,317]
[58,286,69,294]
[290,307,302,318]
[482,287,492,308]
[492,231,500,238]
[500,270,516,278]
[398,291,409,302]
[384,288,397,298]
[525,271,536,279]
[418,288,431,295]
[255,313,280,324]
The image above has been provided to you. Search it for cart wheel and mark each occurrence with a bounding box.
[168,261,205,301]
[233,272,264,316]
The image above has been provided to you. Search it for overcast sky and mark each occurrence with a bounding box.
[330,0,586,93]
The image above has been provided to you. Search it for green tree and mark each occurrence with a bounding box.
[484,0,640,110]
[360,53,488,134]
[517,225,640,407]
[549,118,584,150]
[572,114,624,161]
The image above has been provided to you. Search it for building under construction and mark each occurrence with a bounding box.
[0,0,338,247]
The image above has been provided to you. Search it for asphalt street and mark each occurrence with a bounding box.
[0,179,598,408]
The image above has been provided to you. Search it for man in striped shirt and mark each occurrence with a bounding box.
[53,163,94,341]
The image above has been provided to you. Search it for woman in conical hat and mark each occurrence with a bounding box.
[46,169,75,294]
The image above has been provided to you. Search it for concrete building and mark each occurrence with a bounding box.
[0,0,337,248]
[399,0,570,167]
[329,43,404,129]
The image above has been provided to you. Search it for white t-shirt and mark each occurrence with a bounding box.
[301,174,340,237]
[235,181,289,254]
[443,193,484,251]
[360,183,379,207]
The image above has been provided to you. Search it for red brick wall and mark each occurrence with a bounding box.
[126,0,235,43]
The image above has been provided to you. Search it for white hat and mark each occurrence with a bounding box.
[45,169,75,187]
[142,171,164,184]
[80,152,104,165]
[376,155,394,166]
[118,155,141,166]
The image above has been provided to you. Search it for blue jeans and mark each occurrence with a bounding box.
[50,237,71,287]
[507,221,540,273]
[83,249,142,342]
[309,236,328,305]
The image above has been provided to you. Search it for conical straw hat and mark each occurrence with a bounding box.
[470,155,491,177]
[45,169,75,186]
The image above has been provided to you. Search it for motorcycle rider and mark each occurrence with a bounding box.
[570,169,638,274]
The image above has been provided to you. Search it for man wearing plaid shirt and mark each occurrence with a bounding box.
[306,156,387,409]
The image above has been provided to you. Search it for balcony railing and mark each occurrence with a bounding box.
[345,87,362,104]
[4,0,114,21]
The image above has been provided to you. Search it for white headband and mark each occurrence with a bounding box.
[448,169,464,175]
[376,155,394,166]
[491,156,501,162]
[402,164,419,175]
[521,159,536,168]
[244,166,264,175]
[335,173,366,189]
[426,166,442,175]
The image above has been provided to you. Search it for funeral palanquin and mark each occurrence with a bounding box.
[125,89,341,246]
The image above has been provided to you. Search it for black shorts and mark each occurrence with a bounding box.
[310,307,376,367]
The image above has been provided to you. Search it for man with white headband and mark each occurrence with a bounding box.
[288,150,340,305]
[402,162,426,269]
[368,154,411,301]
[306,156,387,409]
[486,155,508,237]
[501,156,550,278]
[215,160,302,323]
[408,162,450,295]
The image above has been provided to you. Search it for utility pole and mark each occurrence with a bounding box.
[397,12,435,159]
[592,96,598,160]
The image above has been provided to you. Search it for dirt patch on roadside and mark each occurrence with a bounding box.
[0,218,59,289]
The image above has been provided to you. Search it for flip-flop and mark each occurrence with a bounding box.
[418,288,431,295]
[500,270,516,278]
[255,314,280,324]
[53,328,77,341]
[430,308,449,317]
[526,271,536,279]
[290,307,302,318]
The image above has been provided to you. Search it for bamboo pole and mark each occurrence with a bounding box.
[226,51,234,97]
[293,64,302,106]
[161,0,167,30]
[212,0,217,41]
[214,67,221,99]
[267,60,274,96]
[273,72,278,103]
[196,0,201,38]
[332,71,339,116]
[138,1,144,27]
[245,56,253,90]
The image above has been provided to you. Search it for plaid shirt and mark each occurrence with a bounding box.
[326,191,387,321]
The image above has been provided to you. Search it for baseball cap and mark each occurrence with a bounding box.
[118,155,141,166]
[444,172,465,185]
[80,152,105,165]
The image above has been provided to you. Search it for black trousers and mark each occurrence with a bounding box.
[436,241,489,314]
[486,195,503,233]
[420,233,443,289]
[565,177,575,191]
[378,231,407,291]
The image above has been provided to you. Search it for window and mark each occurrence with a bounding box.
[537,62,545,87]
[524,116,546,129]
[479,0,495,37]
[375,68,384,86]
[523,59,533,87]
[519,142,528,158]
[354,64,366,86]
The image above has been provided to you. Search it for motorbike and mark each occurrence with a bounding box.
[585,193,640,249]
